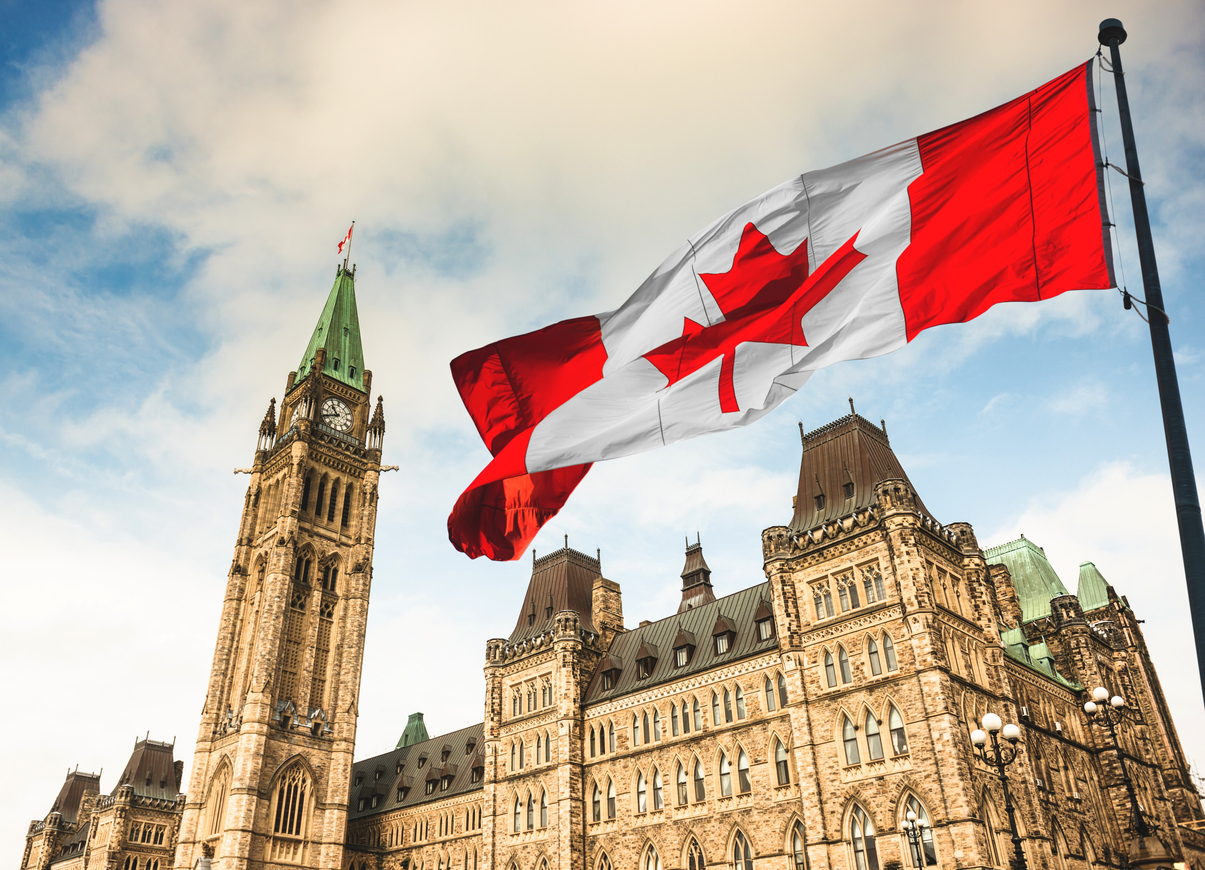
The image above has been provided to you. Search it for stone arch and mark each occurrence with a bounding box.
[896,788,938,867]
[728,824,756,870]
[681,833,708,870]
[595,850,614,870]
[638,838,664,870]
[202,755,233,841]
[266,755,317,862]
[843,799,881,870]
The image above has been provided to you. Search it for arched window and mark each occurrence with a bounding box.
[694,758,706,801]
[592,783,602,822]
[643,846,662,870]
[719,751,732,796]
[590,727,597,757]
[868,639,882,676]
[301,475,313,512]
[865,711,884,760]
[687,839,706,870]
[676,763,688,805]
[824,652,837,687]
[903,795,936,866]
[693,699,702,731]
[839,647,853,683]
[598,853,614,870]
[737,748,751,793]
[778,673,788,707]
[733,831,754,870]
[608,722,616,752]
[327,479,339,522]
[526,794,534,830]
[765,676,777,712]
[643,712,651,743]
[510,742,516,771]
[883,634,898,671]
[518,738,525,769]
[672,703,681,735]
[850,806,879,870]
[272,763,310,836]
[842,716,860,765]
[633,714,641,747]
[544,730,552,763]
[653,708,662,740]
[206,765,231,836]
[735,685,746,719]
[652,767,664,810]
[606,780,616,819]
[791,823,807,870]
[341,485,352,527]
[514,795,521,831]
[889,705,908,754]
[775,739,790,785]
[315,478,327,517]
[724,689,734,722]
[536,733,543,762]
[636,771,648,813]
[712,692,721,725]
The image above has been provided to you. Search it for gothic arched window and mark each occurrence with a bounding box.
[672,703,681,735]
[692,699,702,731]
[889,705,908,755]
[791,823,807,870]
[676,762,688,805]
[839,647,853,683]
[269,763,312,862]
[765,676,777,712]
[636,770,647,813]
[327,479,339,522]
[868,639,882,676]
[903,795,937,866]
[606,780,616,819]
[883,634,898,671]
[632,713,641,748]
[592,782,601,822]
[513,795,521,832]
[643,846,662,870]
[735,685,746,719]
[526,794,534,830]
[865,711,884,760]
[693,758,706,801]
[719,751,732,796]
[608,722,616,753]
[737,748,751,793]
[712,691,721,725]
[733,831,754,870]
[824,652,837,688]
[643,711,651,744]
[723,688,734,722]
[850,806,879,870]
[842,716,860,765]
[652,767,664,810]
[687,839,706,870]
[775,739,790,785]
[653,708,662,740]
[778,673,788,707]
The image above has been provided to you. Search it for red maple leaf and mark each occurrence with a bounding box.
[643,222,866,413]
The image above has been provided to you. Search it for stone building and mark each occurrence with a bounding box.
[21,739,184,870]
[20,268,1205,870]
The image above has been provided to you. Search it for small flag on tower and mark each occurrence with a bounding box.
[338,222,354,254]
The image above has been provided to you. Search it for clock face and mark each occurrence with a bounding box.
[320,398,353,432]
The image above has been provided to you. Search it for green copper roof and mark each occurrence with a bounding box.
[1077,561,1111,612]
[997,625,1081,690]
[396,712,429,749]
[984,536,1071,623]
[297,265,365,391]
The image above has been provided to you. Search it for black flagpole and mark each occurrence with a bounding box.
[1099,18,1205,710]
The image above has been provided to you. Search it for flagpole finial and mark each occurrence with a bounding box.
[849,397,855,415]
[1098,18,1127,45]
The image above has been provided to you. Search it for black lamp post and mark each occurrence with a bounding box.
[971,713,1027,870]
[1083,687,1150,837]
[902,811,929,870]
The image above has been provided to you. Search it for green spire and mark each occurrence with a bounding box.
[984,536,1071,623]
[297,265,365,391]
[1077,561,1112,612]
[396,712,429,749]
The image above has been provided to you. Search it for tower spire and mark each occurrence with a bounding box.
[297,264,366,392]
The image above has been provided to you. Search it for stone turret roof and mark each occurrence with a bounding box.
[790,414,932,532]
[396,712,430,749]
[509,544,600,643]
[1077,561,1112,612]
[296,263,365,391]
[47,769,101,824]
[984,536,1070,623]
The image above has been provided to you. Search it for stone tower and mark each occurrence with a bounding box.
[174,262,386,870]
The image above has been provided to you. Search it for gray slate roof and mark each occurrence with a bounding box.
[348,723,484,821]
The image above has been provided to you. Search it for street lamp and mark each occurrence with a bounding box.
[971,713,1027,870]
[1083,687,1150,838]
[902,810,929,870]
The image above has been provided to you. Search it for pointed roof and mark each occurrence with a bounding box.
[791,413,931,531]
[678,539,717,613]
[113,738,180,800]
[984,536,1071,623]
[1077,561,1112,612]
[396,712,430,749]
[349,722,485,820]
[296,264,365,391]
[509,544,601,642]
[48,769,101,823]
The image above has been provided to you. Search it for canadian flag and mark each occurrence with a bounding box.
[450,61,1113,560]
[338,222,354,254]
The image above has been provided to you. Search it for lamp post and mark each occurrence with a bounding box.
[903,810,929,870]
[1083,687,1151,838]
[971,713,1027,870]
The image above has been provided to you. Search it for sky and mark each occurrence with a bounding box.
[3,0,1205,854]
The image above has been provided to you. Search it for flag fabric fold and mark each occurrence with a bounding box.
[450,60,1113,561]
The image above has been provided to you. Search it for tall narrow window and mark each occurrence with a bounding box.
[823,588,834,617]
[865,711,884,760]
[851,806,879,870]
[712,692,721,726]
[607,780,616,819]
[609,722,616,753]
[733,831,754,870]
[904,796,936,866]
[765,676,777,712]
[687,839,706,870]
[592,784,601,822]
[889,705,908,754]
[272,764,311,859]
[653,709,662,740]
[883,634,898,671]
[514,796,521,831]
[694,759,706,802]
[775,739,790,785]
[737,749,751,793]
[540,791,548,828]
[527,795,534,830]
[735,685,746,719]
[590,728,597,757]
[544,730,551,762]
[839,647,853,683]
[868,639,882,676]
[643,712,651,743]
[301,475,313,513]
[652,768,663,810]
[676,763,688,805]
[842,716,860,765]
[693,699,702,731]
[327,480,339,522]
[778,673,788,707]
[825,652,837,688]
[341,486,352,527]
[637,771,648,813]
[518,738,525,769]
[633,714,641,747]
[719,752,732,796]
[792,824,807,870]
[644,846,662,870]
[724,689,734,722]
[672,704,681,736]
[315,479,326,517]
[536,733,543,762]
[206,768,231,836]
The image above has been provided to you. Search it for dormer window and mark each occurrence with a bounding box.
[426,780,436,795]
[843,481,854,499]
[354,774,363,786]
[602,671,615,691]
[638,658,653,678]
[598,654,622,690]
[397,786,408,801]
[349,365,357,381]
[672,626,697,668]
[441,746,452,764]
[471,767,482,783]
[635,641,659,680]
[758,618,774,641]
[396,762,404,774]
[814,493,825,510]
[712,614,737,656]
[716,633,730,654]
[753,598,775,641]
[675,647,689,667]
[333,358,341,372]
[418,755,428,768]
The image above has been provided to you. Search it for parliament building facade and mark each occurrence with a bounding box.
[22,268,1205,870]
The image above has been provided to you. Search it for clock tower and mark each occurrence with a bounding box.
[175,261,385,870]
